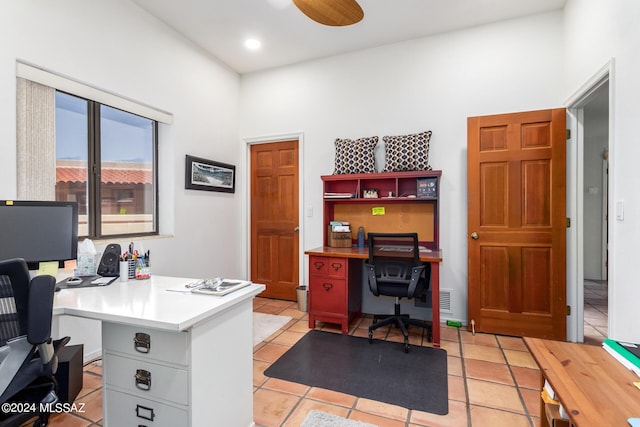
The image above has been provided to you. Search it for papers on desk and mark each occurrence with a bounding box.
[166,278,251,296]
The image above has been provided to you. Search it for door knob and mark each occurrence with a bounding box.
[470,232,479,240]
[294,226,299,232]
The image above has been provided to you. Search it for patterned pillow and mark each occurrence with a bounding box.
[382,131,432,172]
[333,136,379,174]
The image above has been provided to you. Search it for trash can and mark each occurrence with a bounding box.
[296,285,308,312]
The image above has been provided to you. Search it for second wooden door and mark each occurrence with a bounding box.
[467,109,566,340]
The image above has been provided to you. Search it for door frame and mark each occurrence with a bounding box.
[242,132,305,286]
[565,59,614,342]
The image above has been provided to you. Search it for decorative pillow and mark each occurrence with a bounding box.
[333,136,379,174]
[382,131,432,172]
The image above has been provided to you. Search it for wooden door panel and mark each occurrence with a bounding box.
[468,108,566,340]
[522,160,551,226]
[251,140,299,300]
[480,163,508,226]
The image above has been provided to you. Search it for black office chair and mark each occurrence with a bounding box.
[0,258,70,427]
[365,233,432,353]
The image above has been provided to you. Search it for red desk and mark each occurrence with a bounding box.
[305,246,443,347]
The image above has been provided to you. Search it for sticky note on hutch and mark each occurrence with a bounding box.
[372,207,385,216]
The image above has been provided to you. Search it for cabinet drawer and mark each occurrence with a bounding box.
[309,278,346,313]
[104,353,188,405]
[105,388,188,427]
[103,323,188,366]
[309,256,347,278]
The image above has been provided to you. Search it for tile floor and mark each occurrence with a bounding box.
[40,288,608,427]
[583,279,608,346]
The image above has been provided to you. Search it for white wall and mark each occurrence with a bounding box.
[564,0,640,342]
[1,0,244,280]
[583,96,608,281]
[240,11,565,323]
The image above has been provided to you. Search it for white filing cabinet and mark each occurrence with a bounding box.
[53,276,262,427]
[103,323,189,426]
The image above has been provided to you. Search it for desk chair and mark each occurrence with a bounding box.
[0,258,70,427]
[365,233,432,353]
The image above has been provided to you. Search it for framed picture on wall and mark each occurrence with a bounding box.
[185,155,236,193]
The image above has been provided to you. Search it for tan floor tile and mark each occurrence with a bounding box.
[447,355,463,377]
[448,374,466,402]
[270,329,306,347]
[440,325,461,342]
[469,405,531,427]
[84,360,102,375]
[262,377,310,395]
[349,409,406,427]
[355,397,409,422]
[77,372,101,398]
[263,299,296,309]
[466,379,524,414]
[439,339,460,357]
[282,399,350,427]
[289,319,312,333]
[253,388,301,427]
[462,342,505,363]
[410,399,468,427]
[47,413,93,427]
[460,330,499,347]
[253,342,290,363]
[464,359,514,385]
[254,304,284,315]
[497,335,527,351]
[511,366,541,390]
[306,387,357,407]
[520,387,541,417]
[76,389,102,422]
[278,307,306,320]
[253,359,271,387]
[503,348,538,369]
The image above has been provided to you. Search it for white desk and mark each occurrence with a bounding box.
[53,276,265,427]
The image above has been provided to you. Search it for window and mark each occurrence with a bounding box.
[55,91,158,238]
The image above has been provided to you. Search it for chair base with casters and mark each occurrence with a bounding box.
[368,297,433,353]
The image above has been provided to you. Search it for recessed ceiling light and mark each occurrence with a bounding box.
[244,39,261,50]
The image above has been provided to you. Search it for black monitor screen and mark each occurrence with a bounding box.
[0,200,78,269]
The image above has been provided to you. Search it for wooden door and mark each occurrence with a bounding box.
[467,109,566,340]
[250,140,299,300]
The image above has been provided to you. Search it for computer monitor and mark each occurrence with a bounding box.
[0,200,78,270]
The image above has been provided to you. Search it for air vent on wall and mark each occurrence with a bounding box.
[440,288,452,314]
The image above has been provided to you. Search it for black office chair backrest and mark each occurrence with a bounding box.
[367,233,423,282]
[367,232,421,268]
[366,232,428,299]
[0,259,30,347]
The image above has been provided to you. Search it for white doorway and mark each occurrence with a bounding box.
[566,61,612,343]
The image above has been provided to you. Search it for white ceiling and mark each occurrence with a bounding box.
[131,0,566,74]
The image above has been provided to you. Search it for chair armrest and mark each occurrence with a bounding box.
[406,264,427,298]
[27,275,56,346]
[364,263,379,296]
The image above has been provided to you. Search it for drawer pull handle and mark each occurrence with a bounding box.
[135,369,152,391]
[135,404,155,421]
[313,261,325,270]
[322,283,333,291]
[331,262,342,271]
[134,332,151,353]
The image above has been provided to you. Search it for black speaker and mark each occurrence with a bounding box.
[54,344,83,404]
[97,243,121,277]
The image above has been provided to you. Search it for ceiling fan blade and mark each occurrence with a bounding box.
[292,0,364,27]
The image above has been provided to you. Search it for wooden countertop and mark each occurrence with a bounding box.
[305,246,442,263]
[524,337,640,427]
